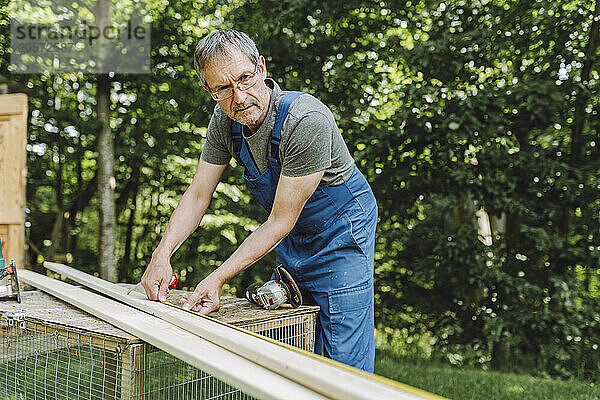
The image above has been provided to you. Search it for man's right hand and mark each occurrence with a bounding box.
[142,255,173,302]
[139,160,226,302]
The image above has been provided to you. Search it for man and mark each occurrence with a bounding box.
[141,29,378,372]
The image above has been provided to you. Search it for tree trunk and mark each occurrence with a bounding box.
[46,211,64,261]
[123,198,137,266]
[571,0,600,161]
[572,0,600,302]
[490,213,506,244]
[491,341,511,370]
[47,76,65,262]
[475,208,493,246]
[451,196,475,229]
[122,166,141,267]
[489,211,511,369]
[96,0,117,282]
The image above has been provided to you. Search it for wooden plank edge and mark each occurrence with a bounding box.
[19,269,326,400]
[44,261,446,400]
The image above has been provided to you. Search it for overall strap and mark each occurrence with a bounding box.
[269,91,304,163]
[231,121,243,164]
[230,120,261,176]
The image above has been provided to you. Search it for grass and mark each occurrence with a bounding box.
[374,346,600,400]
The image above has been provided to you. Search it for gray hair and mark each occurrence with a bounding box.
[194,30,260,85]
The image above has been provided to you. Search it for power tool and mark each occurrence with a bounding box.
[245,265,302,310]
[0,241,21,303]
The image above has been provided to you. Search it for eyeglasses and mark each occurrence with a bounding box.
[207,64,260,101]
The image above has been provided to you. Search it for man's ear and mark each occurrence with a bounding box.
[258,55,267,76]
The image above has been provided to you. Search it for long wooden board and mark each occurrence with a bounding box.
[18,269,325,400]
[44,261,444,400]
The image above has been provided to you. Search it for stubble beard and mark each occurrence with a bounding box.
[230,85,269,128]
[232,103,264,126]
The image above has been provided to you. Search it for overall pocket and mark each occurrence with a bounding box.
[327,282,373,359]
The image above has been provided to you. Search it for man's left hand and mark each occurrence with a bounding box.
[180,274,223,315]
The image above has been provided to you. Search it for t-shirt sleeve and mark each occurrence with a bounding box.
[201,111,232,165]
[280,111,332,177]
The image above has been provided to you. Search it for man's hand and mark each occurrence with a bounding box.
[180,274,223,315]
[191,170,325,296]
[175,170,323,315]
[141,160,226,302]
[142,255,174,302]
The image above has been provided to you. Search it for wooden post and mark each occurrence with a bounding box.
[120,343,147,400]
[0,93,27,269]
[103,347,118,400]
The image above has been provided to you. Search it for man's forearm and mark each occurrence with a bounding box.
[181,171,323,312]
[153,188,210,259]
[209,172,324,284]
[210,216,292,284]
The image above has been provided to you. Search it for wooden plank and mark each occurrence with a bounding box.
[45,261,443,400]
[19,269,326,400]
[0,93,27,268]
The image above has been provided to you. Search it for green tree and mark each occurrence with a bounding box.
[2,0,598,379]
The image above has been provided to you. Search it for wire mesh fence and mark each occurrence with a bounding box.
[0,310,316,400]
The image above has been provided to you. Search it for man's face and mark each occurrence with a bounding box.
[202,47,270,132]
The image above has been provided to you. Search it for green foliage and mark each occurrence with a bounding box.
[1,0,599,380]
[375,345,600,400]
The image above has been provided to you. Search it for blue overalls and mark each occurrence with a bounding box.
[231,91,378,372]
